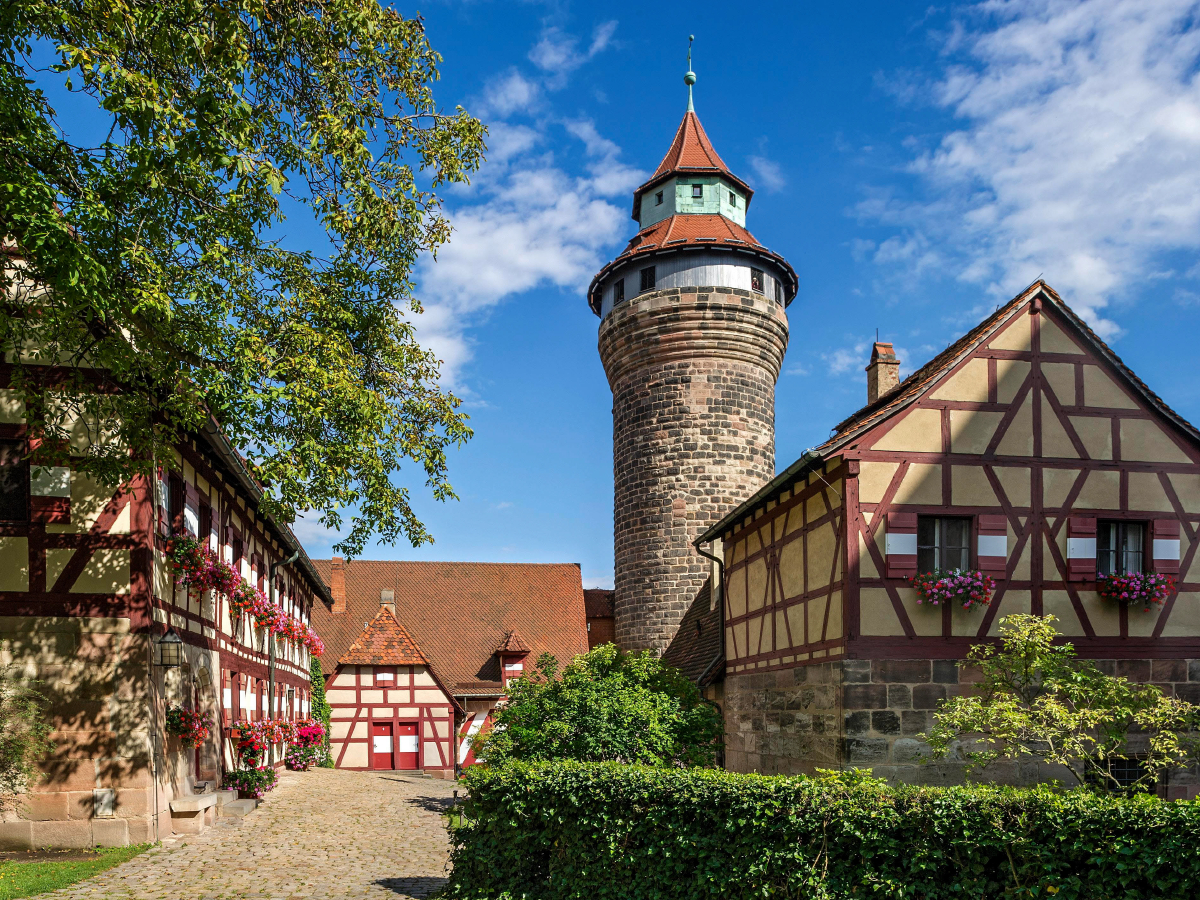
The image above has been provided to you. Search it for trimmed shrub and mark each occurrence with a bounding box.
[446,761,1200,900]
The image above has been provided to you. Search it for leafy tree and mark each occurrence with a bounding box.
[1,1,487,555]
[0,667,54,798]
[925,614,1200,792]
[475,644,723,768]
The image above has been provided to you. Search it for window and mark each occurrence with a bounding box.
[1086,756,1154,794]
[1098,520,1145,575]
[167,473,185,535]
[917,516,971,573]
[692,184,703,198]
[0,439,28,521]
[640,266,656,292]
[613,278,624,304]
[376,667,395,682]
[729,191,737,206]
[199,502,212,546]
[774,280,782,303]
[750,268,764,293]
[655,190,664,205]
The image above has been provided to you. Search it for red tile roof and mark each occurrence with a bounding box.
[661,580,722,687]
[311,560,589,693]
[337,606,427,667]
[495,630,531,654]
[583,589,614,619]
[634,111,753,212]
[587,214,797,314]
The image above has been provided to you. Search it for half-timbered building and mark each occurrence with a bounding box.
[0,394,330,844]
[695,281,1200,794]
[313,559,589,774]
[320,600,459,776]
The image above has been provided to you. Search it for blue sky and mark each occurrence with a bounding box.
[35,1,1200,586]
[288,0,1200,587]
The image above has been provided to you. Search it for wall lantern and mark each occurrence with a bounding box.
[157,628,184,668]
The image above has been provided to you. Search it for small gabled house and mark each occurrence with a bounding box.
[322,602,460,776]
[694,281,1200,794]
[313,559,589,774]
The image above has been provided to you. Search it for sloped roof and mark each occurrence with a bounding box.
[311,560,589,693]
[587,214,797,314]
[338,606,427,667]
[584,589,614,619]
[661,581,722,687]
[697,280,1200,544]
[634,111,753,212]
[495,630,531,654]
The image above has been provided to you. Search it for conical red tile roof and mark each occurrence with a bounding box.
[633,111,753,215]
[338,606,428,666]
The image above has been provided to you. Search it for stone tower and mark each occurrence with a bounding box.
[588,54,796,653]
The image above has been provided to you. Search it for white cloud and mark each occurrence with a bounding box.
[823,342,870,376]
[565,119,646,197]
[748,155,786,192]
[529,21,618,87]
[862,0,1200,337]
[478,70,541,117]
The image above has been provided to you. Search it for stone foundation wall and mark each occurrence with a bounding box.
[722,663,843,776]
[723,657,1200,796]
[599,286,789,653]
[0,616,158,849]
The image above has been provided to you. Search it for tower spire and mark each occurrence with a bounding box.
[685,35,696,112]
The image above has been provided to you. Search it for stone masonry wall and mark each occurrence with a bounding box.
[599,285,789,653]
[724,657,1200,796]
[722,663,844,776]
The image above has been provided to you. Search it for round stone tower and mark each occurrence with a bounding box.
[588,56,796,654]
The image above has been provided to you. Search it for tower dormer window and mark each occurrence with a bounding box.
[613,278,624,304]
[774,280,782,303]
[640,266,656,292]
[655,190,664,205]
[692,184,703,198]
[751,268,764,294]
[729,191,737,206]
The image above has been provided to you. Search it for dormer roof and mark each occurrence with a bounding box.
[495,629,531,655]
[338,606,427,667]
[632,111,753,219]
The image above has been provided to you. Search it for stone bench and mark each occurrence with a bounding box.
[169,793,219,835]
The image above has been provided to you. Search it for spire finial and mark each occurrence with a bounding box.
[684,35,696,112]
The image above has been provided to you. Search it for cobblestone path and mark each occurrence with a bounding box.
[53,769,459,899]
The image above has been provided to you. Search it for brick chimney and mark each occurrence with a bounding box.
[330,556,346,614]
[865,342,900,404]
[380,589,395,615]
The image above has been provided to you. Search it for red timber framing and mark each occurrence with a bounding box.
[711,282,1200,670]
[327,664,456,774]
[722,461,849,671]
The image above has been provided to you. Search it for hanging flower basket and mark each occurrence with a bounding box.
[1096,572,1176,612]
[165,706,212,748]
[909,569,995,610]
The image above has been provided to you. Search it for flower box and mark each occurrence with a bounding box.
[1096,572,1176,611]
[909,569,995,610]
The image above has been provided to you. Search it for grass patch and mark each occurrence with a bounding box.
[0,844,152,899]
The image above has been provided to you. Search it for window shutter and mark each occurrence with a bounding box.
[977,515,1009,578]
[1067,517,1097,582]
[183,483,200,537]
[1152,519,1181,575]
[157,466,170,535]
[221,671,232,727]
[885,512,918,578]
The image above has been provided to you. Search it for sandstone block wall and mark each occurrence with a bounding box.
[599,286,788,653]
[724,657,1200,795]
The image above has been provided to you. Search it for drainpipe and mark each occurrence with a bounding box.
[268,550,301,765]
[694,540,725,689]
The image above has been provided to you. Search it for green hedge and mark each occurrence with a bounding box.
[445,762,1200,900]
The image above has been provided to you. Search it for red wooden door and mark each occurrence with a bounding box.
[397,723,419,770]
[371,722,394,770]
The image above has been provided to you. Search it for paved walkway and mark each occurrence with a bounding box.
[53,769,459,899]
